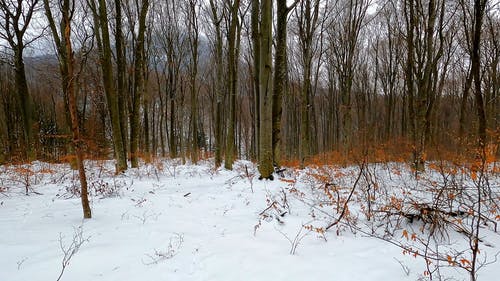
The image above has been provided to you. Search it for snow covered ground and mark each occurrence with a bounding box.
[0,159,499,281]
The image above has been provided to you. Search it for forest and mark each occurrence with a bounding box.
[0,0,497,171]
[0,0,499,281]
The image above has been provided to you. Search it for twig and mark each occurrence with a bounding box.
[259,201,277,216]
[393,257,410,276]
[143,233,184,265]
[275,224,311,255]
[56,226,89,281]
[16,257,28,270]
[326,163,365,230]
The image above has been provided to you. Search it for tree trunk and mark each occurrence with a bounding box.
[258,0,274,179]
[252,0,261,162]
[187,0,199,164]
[44,0,91,218]
[130,0,150,168]
[297,0,319,166]
[114,0,128,160]
[272,0,291,167]
[209,0,224,168]
[224,0,240,170]
[13,49,34,160]
[471,0,487,147]
[90,0,128,173]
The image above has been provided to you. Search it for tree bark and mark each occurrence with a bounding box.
[114,0,128,160]
[130,0,150,168]
[187,0,199,164]
[258,0,274,179]
[209,0,224,168]
[251,0,261,162]
[471,0,487,147]
[224,0,240,170]
[272,0,294,167]
[44,0,91,218]
[88,0,128,173]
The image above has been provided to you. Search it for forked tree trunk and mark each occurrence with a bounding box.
[89,0,128,173]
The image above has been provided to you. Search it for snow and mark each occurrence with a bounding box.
[0,159,498,281]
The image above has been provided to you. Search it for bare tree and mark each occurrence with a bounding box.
[208,0,225,168]
[470,0,488,148]
[123,0,150,167]
[250,0,260,162]
[223,0,241,170]
[43,0,91,218]
[374,2,404,141]
[0,0,40,160]
[258,0,273,179]
[327,0,370,153]
[185,0,200,164]
[154,0,187,159]
[114,0,128,160]
[483,9,499,133]
[295,0,322,166]
[87,0,127,173]
[272,0,299,167]
[404,0,450,171]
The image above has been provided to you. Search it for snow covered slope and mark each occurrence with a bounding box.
[0,160,498,281]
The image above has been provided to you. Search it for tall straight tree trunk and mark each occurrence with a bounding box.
[416,0,439,171]
[130,0,150,168]
[209,0,224,168]
[258,0,274,179]
[13,49,34,160]
[459,70,473,138]
[165,46,176,159]
[169,89,176,158]
[89,0,127,173]
[187,0,199,164]
[404,0,418,171]
[143,49,152,160]
[251,0,261,161]
[300,56,312,167]
[224,0,240,170]
[114,0,128,159]
[272,0,294,167]
[471,0,487,147]
[143,84,150,161]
